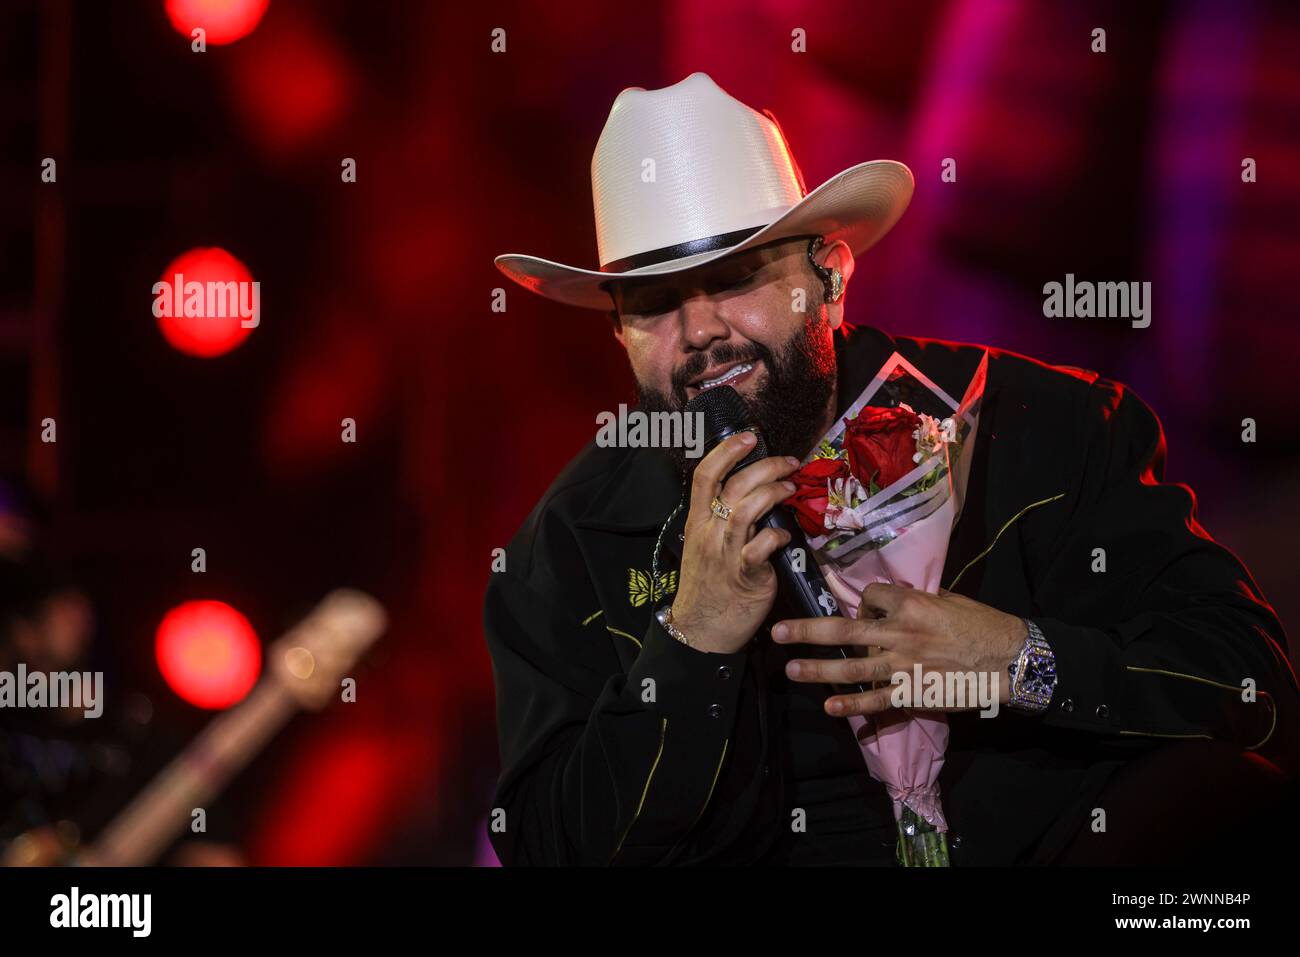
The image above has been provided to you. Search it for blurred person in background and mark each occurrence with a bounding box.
[0,481,244,867]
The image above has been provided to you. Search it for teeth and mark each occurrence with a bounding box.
[699,362,753,390]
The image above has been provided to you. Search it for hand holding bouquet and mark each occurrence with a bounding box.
[782,350,988,866]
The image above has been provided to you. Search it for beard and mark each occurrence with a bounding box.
[634,310,838,476]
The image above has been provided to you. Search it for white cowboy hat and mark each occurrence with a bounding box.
[494,72,914,311]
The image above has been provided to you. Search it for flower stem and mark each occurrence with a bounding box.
[895,805,951,867]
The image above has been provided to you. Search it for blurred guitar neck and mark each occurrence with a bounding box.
[91,681,296,866]
[89,588,386,867]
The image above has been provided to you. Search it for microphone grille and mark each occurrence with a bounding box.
[686,382,750,430]
[684,385,767,459]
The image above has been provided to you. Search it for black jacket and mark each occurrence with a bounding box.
[483,323,1298,865]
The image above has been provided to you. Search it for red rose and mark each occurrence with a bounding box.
[783,456,850,536]
[843,406,921,489]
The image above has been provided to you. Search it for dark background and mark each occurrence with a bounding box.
[1,0,1297,863]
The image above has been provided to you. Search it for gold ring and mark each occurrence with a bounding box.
[710,496,733,521]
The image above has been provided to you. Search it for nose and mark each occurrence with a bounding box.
[677,296,729,352]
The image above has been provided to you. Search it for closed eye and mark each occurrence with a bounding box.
[704,269,759,296]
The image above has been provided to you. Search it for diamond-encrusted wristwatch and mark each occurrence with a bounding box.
[1007,618,1056,713]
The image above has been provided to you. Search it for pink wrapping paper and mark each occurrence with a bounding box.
[821,514,954,830]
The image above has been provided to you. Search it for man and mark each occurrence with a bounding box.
[485,73,1298,865]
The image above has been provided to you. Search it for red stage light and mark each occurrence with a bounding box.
[154,247,258,358]
[165,0,269,46]
[224,11,353,157]
[156,600,262,709]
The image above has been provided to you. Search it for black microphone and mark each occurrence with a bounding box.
[684,385,866,694]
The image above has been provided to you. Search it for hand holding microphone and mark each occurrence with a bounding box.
[667,386,865,696]
[667,425,801,655]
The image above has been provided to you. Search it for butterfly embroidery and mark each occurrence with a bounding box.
[627,568,678,607]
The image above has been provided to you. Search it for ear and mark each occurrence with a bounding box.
[816,239,855,331]
[606,288,628,346]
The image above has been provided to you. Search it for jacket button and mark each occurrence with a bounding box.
[707,703,723,719]
[717,665,732,681]
[1096,704,1109,719]
[1060,698,1075,713]
[762,764,770,778]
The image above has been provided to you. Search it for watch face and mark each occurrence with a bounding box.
[1009,634,1056,712]
[1023,652,1056,696]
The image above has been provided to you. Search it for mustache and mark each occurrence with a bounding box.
[670,342,771,398]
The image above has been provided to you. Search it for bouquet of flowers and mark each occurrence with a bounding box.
[784,349,988,866]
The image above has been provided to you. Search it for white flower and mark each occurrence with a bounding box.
[825,475,867,531]
[825,502,865,531]
[913,412,957,463]
[827,475,865,509]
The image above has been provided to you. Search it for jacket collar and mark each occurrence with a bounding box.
[574,445,683,532]
[574,323,899,534]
